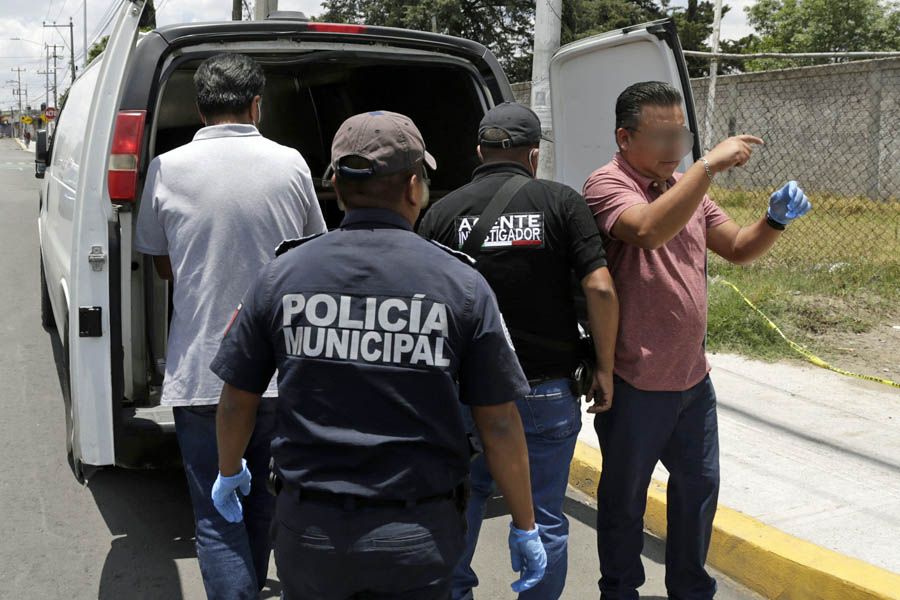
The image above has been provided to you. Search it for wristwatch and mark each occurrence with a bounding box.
[699,157,714,182]
[765,213,786,231]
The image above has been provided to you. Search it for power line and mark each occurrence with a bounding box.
[90,3,125,50]
[43,20,76,85]
[93,0,124,38]
[88,0,126,50]
[52,25,72,50]
[88,2,116,45]
[54,0,72,23]
[94,0,116,33]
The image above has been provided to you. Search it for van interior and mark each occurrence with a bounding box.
[129,49,493,411]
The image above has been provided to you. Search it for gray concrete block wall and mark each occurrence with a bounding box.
[691,57,900,200]
[511,82,532,106]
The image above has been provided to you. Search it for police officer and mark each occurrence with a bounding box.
[209,111,547,599]
[418,102,619,600]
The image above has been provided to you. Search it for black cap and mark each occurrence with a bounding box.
[478,102,551,149]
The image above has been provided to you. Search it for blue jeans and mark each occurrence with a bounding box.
[594,375,720,600]
[452,378,582,600]
[174,400,277,600]
[274,491,466,599]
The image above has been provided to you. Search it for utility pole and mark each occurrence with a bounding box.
[47,44,64,108]
[69,18,76,83]
[254,0,278,20]
[39,46,52,129]
[41,45,50,105]
[703,0,724,152]
[84,0,88,68]
[11,68,25,116]
[10,68,25,138]
[233,0,243,21]
[44,20,77,84]
[530,0,562,181]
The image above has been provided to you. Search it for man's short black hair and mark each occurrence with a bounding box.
[480,127,513,144]
[333,155,420,210]
[479,127,534,162]
[615,81,683,131]
[194,53,265,117]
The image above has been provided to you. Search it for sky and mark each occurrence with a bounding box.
[0,0,753,111]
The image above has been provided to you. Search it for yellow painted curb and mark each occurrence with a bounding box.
[569,441,900,600]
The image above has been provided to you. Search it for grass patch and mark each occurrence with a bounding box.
[707,259,900,362]
[711,185,900,265]
[705,187,900,363]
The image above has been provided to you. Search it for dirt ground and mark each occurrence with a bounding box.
[797,315,900,383]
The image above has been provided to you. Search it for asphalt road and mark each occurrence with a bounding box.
[0,138,760,599]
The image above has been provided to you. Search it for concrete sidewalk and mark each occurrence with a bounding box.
[471,488,762,599]
[13,137,35,153]
[575,352,900,594]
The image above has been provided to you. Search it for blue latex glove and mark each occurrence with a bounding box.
[508,522,547,593]
[768,180,811,225]
[212,458,251,523]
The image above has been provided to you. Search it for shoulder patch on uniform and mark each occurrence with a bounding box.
[274,232,327,257]
[428,239,476,267]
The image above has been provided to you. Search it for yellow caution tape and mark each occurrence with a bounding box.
[715,279,900,389]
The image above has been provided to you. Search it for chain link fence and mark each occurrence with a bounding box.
[516,57,900,269]
[691,57,900,268]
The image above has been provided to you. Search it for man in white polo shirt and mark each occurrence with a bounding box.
[135,53,326,600]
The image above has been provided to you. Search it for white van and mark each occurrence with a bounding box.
[36,0,699,481]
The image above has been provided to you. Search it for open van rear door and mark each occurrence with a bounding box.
[69,0,145,471]
[549,18,701,190]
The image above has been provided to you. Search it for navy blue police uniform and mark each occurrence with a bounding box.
[210,207,529,600]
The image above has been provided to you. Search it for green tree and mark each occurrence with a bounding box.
[72,0,158,105]
[662,0,735,76]
[744,0,900,70]
[717,34,759,73]
[139,0,157,30]
[561,0,664,43]
[560,0,729,76]
[318,0,536,82]
[317,0,741,80]
[85,0,156,67]
[87,36,109,66]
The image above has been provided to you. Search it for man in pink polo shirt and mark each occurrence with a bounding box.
[583,81,811,600]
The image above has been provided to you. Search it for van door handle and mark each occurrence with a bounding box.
[88,246,107,272]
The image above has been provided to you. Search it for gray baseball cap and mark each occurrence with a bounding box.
[478,102,552,148]
[330,110,436,179]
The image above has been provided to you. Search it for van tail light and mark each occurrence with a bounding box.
[306,23,367,34]
[108,110,147,203]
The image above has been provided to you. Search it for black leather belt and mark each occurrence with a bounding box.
[527,374,575,387]
[295,487,457,511]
